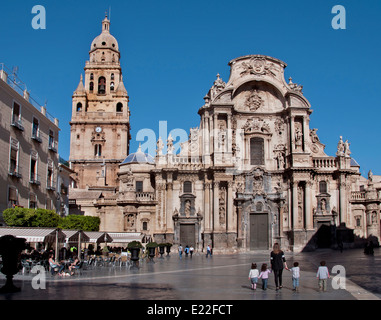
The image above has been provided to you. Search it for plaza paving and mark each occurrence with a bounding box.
[0,247,379,301]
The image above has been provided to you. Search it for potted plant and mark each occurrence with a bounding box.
[0,235,27,293]
[165,243,173,256]
[158,243,166,258]
[145,242,158,263]
[127,241,142,268]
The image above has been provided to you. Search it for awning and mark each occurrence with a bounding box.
[108,232,143,244]
[0,227,66,243]
[63,230,90,243]
[84,231,113,243]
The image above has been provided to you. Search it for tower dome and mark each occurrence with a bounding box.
[90,15,119,53]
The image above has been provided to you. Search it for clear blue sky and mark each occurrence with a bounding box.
[1,0,380,177]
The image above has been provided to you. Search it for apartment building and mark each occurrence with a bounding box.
[0,64,60,224]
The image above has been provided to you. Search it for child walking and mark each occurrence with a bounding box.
[258,263,272,290]
[316,260,330,292]
[248,263,259,290]
[287,262,300,292]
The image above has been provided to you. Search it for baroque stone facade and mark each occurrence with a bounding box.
[69,18,380,252]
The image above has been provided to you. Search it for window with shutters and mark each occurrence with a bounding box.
[29,193,37,209]
[250,137,264,165]
[8,186,18,208]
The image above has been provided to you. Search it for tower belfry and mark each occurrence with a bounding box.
[69,16,131,189]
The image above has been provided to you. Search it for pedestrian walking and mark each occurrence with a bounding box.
[206,244,212,258]
[258,263,271,290]
[189,245,194,258]
[178,244,183,259]
[270,243,288,291]
[316,260,330,292]
[185,245,190,257]
[286,262,300,292]
[248,263,259,290]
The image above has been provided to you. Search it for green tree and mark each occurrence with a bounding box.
[2,207,32,227]
[2,208,60,227]
[59,215,100,231]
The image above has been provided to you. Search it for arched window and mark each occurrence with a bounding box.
[111,73,114,80]
[89,82,94,92]
[116,102,123,112]
[98,76,106,94]
[110,82,115,91]
[90,73,94,80]
[183,181,192,193]
[94,144,102,157]
[142,221,148,231]
[250,137,264,165]
[76,102,82,112]
[319,181,327,193]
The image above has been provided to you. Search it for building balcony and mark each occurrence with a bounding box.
[135,192,155,201]
[31,132,42,143]
[8,165,22,179]
[46,181,56,191]
[11,115,24,131]
[48,141,58,153]
[29,173,41,186]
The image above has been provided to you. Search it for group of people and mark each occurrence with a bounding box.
[248,243,331,292]
[48,254,81,277]
[178,244,195,258]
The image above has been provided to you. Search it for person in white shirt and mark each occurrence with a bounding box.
[248,263,260,290]
[287,261,300,292]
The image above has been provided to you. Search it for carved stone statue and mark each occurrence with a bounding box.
[184,200,191,217]
[294,125,302,151]
[156,137,164,156]
[336,136,345,156]
[344,139,351,157]
[167,133,174,155]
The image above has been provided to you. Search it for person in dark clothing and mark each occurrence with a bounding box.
[270,243,288,291]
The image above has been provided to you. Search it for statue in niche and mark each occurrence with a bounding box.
[219,189,226,225]
[294,124,303,151]
[321,199,327,213]
[184,200,191,217]
[275,152,285,169]
[126,214,135,229]
[372,212,377,224]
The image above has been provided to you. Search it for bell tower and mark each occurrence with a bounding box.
[69,15,131,189]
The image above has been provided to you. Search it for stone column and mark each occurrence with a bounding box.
[227,181,234,232]
[204,182,211,232]
[166,180,174,233]
[339,176,347,225]
[290,116,295,152]
[226,114,232,154]
[204,114,210,164]
[305,181,313,230]
[213,181,220,232]
[292,181,299,230]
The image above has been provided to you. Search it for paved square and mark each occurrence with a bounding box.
[0,248,379,301]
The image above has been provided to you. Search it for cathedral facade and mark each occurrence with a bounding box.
[69,17,380,252]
